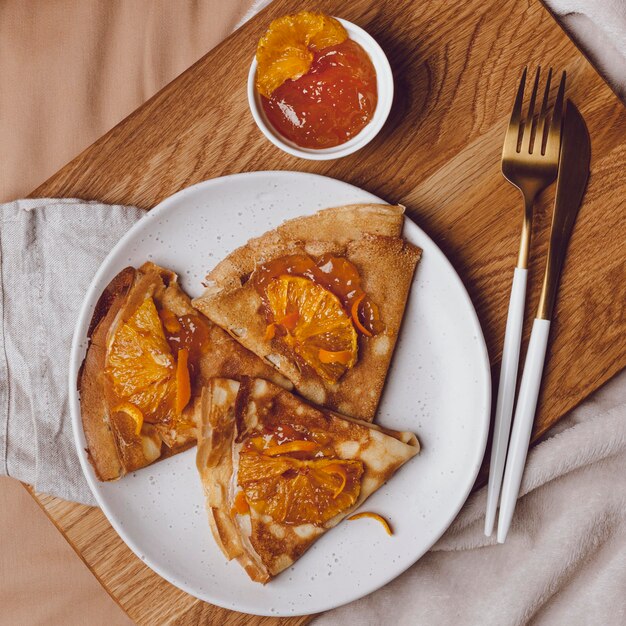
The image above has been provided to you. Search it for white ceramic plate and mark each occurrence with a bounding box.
[69,171,490,617]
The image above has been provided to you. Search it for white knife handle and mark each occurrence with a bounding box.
[484,267,528,536]
[497,318,551,543]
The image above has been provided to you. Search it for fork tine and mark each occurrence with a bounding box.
[545,71,566,160]
[503,67,527,157]
[521,67,541,154]
[535,68,552,154]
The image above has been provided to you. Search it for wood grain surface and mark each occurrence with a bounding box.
[28,0,626,624]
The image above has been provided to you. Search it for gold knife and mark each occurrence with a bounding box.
[497,101,591,542]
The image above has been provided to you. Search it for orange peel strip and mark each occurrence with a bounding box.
[348,512,393,535]
[350,294,373,337]
[318,348,353,365]
[265,440,319,456]
[159,308,182,333]
[175,348,191,414]
[265,323,276,341]
[231,491,250,516]
[112,402,144,435]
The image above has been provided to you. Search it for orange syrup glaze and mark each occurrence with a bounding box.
[159,310,211,385]
[261,39,377,148]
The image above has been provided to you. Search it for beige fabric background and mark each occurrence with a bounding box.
[0,1,251,624]
[0,0,252,202]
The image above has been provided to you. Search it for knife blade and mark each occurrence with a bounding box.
[536,100,591,320]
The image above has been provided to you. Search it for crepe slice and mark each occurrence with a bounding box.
[196,377,420,583]
[193,204,421,421]
[79,262,290,481]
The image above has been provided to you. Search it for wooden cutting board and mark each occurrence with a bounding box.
[28,0,625,624]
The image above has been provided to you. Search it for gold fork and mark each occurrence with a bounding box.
[484,68,566,537]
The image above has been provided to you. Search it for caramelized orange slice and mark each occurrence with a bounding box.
[348,512,393,535]
[255,253,384,337]
[112,401,144,435]
[265,275,357,382]
[256,11,347,98]
[106,297,176,419]
[238,449,363,525]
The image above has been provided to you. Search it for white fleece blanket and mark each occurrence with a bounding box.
[547,0,626,101]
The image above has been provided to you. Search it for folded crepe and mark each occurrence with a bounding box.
[196,377,420,583]
[79,262,290,481]
[193,204,421,422]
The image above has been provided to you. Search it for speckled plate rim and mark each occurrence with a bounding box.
[69,171,491,617]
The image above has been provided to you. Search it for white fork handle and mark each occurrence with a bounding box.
[497,318,551,543]
[484,267,527,536]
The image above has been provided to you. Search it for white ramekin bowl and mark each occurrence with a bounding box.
[247,17,394,160]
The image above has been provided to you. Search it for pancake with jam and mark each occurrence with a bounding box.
[192,204,421,421]
[78,262,290,481]
[196,377,420,583]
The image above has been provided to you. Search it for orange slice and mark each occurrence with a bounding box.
[106,297,176,420]
[348,512,393,535]
[112,402,144,435]
[265,275,357,383]
[238,449,363,525]
[256,11,348,98]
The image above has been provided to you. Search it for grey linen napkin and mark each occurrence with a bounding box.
[0,199,143,505]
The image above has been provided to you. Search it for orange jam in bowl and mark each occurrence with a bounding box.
[252,11,386,154]
[261,39,377,149]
